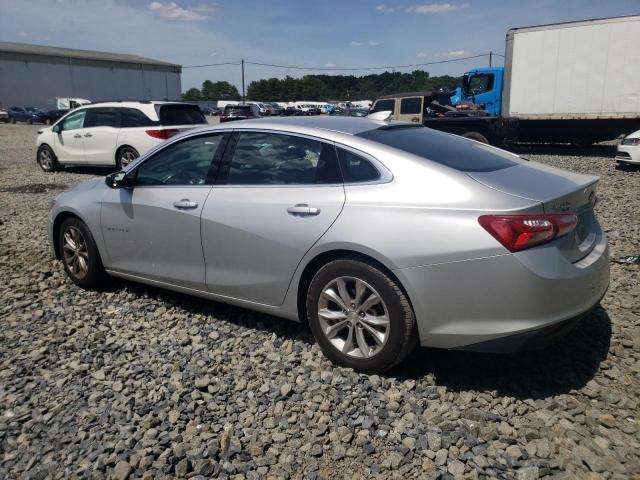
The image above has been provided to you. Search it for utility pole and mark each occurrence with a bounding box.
[241,58,245,104]
[489,51,492,67]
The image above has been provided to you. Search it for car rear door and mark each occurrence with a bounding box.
[100,132,228,288]
[54,109,87,163]
[201,130,345,305]
[82,107,120,165]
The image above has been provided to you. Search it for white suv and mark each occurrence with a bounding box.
[36,101,207,172]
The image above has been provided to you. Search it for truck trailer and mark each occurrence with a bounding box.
[371,15,640,146]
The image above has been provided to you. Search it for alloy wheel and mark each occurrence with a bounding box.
[317,276,390,358]
[119,150,137,168]
[38,149,53,171]
[62,226,89,279]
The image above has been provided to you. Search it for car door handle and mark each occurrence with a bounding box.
[73,134,82,138]
[173,199,199,210]
[287,204,320,216]
[84,133,92,138]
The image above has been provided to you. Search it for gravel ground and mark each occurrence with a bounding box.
[1,123,639,479]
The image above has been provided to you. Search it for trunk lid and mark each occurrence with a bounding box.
[467,162,600,262]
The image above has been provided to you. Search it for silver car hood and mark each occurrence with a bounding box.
[69,177,104,192]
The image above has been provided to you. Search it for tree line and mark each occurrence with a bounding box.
[182,70,462,102]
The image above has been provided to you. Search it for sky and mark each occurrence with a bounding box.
[1,0,639,92]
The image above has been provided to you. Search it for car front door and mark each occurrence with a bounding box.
[82,107,120,165]
[396,97,423,123]
[100,132,228,288]
[201,130,345,305]
[54,109,87,163]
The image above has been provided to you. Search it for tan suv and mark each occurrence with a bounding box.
[370,91,518,146]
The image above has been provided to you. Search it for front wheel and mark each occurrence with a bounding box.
[306,259,417,373]
[58,217,107,289]
[37,145,59,172]
[116,146,139,169]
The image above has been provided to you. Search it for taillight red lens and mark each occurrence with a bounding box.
[478,214,578,252]
[145,129,179,140]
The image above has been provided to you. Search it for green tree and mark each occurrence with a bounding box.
[201,80,241,100]
[182,88,203,101]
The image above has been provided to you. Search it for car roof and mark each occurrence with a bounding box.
[207,116,409,136]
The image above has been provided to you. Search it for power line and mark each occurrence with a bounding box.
[183,61,241,69]
[183,53,501,70]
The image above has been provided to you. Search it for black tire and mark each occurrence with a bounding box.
[116,146,139,170]
[462,132,489,144]
[37,145,59,172]
[58,217,107,290]
[306,258,417,373]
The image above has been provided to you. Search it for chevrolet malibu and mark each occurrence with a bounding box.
[47,117,609,372]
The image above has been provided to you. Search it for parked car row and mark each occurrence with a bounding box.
[1,106,70,124]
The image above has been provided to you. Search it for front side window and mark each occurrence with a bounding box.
[62,110,86,130]
[226,132,341,185]
[337,148,380,183]
[371,99,396,114]
[400,97,423,115]
[136,134,224,186]
[84,108,118,128]
[466,74,494,95]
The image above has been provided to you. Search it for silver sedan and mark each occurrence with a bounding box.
[47,117,610,372]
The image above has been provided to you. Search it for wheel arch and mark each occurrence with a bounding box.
[295,248,415,327]
[51,209,107,263]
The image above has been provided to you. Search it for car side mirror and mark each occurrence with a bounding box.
[105,171,134,189]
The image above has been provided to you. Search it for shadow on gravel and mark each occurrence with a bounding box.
[392,307,612,399]
[507,143,617,159]
[107,277,611,400]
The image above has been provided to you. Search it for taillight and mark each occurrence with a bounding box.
[478,214,578,252]
[145,129,179,140]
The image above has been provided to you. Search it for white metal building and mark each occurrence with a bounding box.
[0,42,182,110]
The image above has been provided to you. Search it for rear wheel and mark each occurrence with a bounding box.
[306,259,417,373]
[462,132,489,144]
[58,217,107,289]
[116,146,139,169]
[37,145,58,172]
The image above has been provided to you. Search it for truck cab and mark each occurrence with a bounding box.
[452,67,504,116]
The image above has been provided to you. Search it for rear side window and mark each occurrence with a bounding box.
[371,99,395,114]
[337,148,380,183]
[121,108,156,128]
[400,97,422,115]
[357,126,517,172]
[84,108,118,128]
[158,104,207,126]
[226,132,341,185]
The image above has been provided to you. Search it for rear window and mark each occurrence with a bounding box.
[158,104,207,126]
[357,126,517,172]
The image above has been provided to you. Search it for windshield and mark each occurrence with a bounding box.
[357,126,517,172]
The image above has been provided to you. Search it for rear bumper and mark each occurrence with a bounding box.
[453,295,602,353]
[394,226,609,351]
